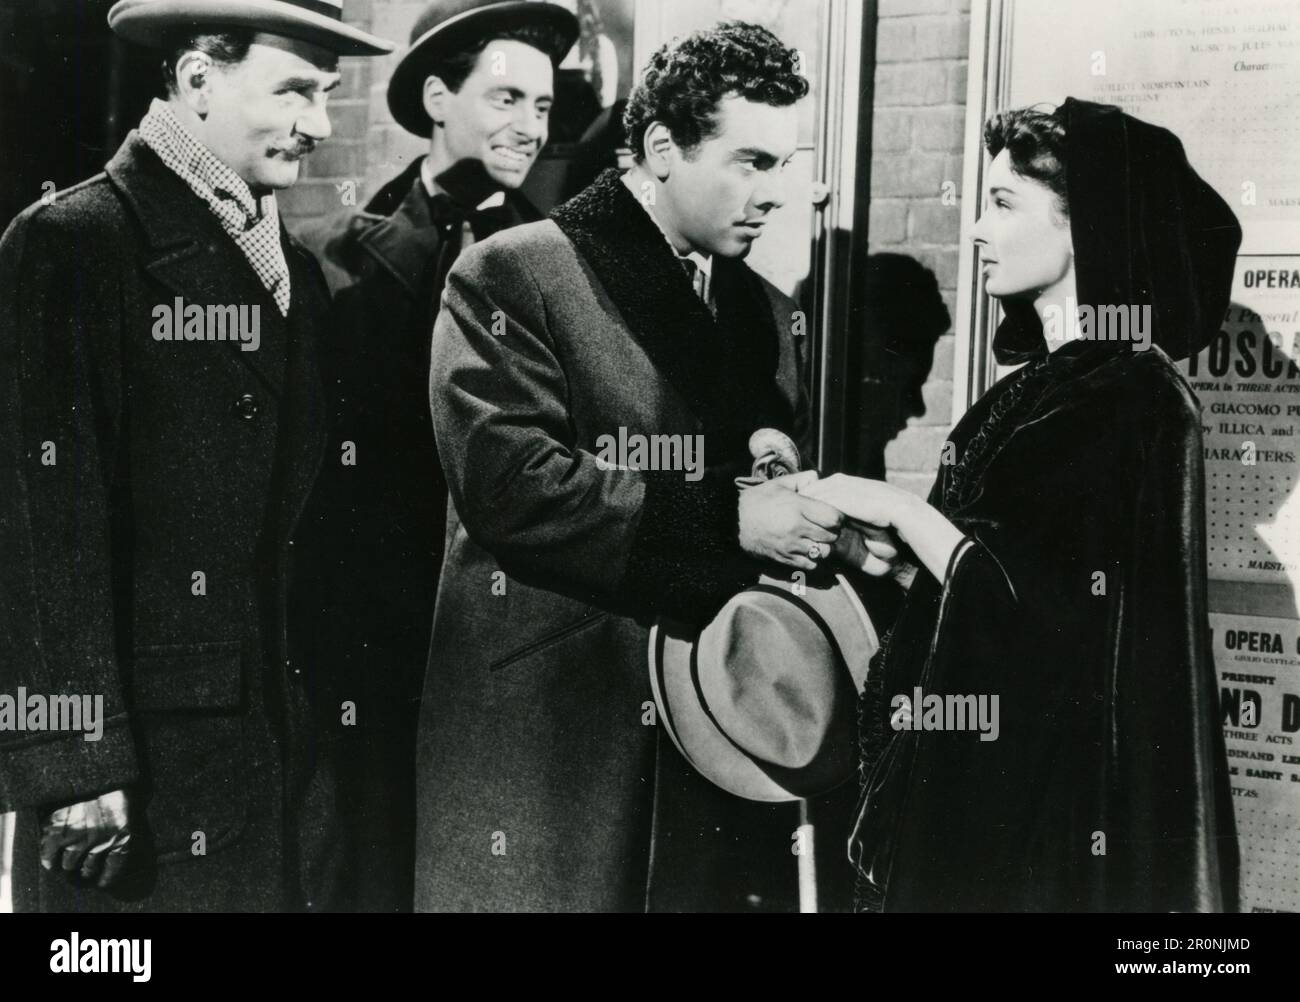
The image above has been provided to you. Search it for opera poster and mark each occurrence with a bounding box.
[1214,612,1300,912]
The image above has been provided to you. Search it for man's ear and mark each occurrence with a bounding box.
[174,51,214,119]
[422,74,450,129]
[643,121,676,180]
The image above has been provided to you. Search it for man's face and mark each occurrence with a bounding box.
[660,96,799,259]
[436,39,554,190]
[195,33,340,192]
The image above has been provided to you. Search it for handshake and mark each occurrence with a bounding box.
[737,468,919,585]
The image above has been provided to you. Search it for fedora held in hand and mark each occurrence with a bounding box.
[651,429,880,802]
[650,569,878,802]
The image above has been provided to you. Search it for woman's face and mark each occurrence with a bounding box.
[971,149,1073,300]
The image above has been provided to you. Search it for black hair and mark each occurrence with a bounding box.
[161,30,255,96]
[622,21,809,162]
[983,106,1069,216]
[430,24,569,95]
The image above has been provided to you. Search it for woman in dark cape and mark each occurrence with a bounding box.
[809,98,1241,912]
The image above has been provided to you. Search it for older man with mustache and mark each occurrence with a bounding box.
[0,0,392,912]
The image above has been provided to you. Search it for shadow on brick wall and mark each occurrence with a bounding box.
[851,253,949,480]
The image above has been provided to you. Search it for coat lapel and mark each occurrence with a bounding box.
[106,132,287,396]
[550,170,791,459]
[359,161,545,300]
[272,232,330,545]
[357,171,442,299]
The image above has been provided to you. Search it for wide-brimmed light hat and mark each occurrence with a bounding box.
[649,570,878,803]
[108,0,396,57]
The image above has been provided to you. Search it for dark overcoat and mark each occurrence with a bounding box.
[417,169,849,912]
[0,133,337,912]
[291,159,542,911]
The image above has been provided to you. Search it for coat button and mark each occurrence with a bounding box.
[235,393,259,420]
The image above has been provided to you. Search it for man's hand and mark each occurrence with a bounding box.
[40,789,133,889]
[739,472,844,571]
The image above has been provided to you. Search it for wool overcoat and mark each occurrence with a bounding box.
[0,133,338,912]
[416,169,834,912]
[291,158,543,912]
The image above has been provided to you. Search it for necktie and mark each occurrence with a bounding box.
[680,256,713,315]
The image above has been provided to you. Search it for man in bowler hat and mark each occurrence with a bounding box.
[293,0,578,912]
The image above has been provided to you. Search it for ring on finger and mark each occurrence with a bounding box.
[807,541,823,560]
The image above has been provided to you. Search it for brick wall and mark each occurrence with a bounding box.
[278,0,425,225]
[868,0,970,498]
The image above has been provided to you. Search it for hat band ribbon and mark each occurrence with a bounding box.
[283,0,345,22]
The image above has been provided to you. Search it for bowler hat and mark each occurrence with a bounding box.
[649,571,879,802]
[108,0,395,57]
[387,0,579,137]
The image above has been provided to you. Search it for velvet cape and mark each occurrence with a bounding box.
[852,98,1242,912]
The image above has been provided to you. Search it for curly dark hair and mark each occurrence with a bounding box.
[622,21,809,162]
[983,106,1069,216]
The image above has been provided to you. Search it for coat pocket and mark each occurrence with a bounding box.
[129,641,249,862]
[488,611,611,672]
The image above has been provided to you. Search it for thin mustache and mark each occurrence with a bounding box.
[273,143,316,158]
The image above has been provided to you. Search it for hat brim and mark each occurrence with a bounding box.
[109,0,396,56]
[649,573,878,803]
[387,2,579,137]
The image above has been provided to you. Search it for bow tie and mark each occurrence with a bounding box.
[426,192,512,234]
